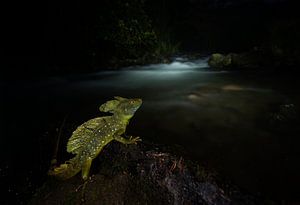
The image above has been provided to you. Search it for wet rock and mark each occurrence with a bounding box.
[29,142,266,205]
[208,52,261,69]
[208,53,227,68]
[208,44,300,70]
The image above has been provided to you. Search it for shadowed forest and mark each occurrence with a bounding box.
[3,0,300,75]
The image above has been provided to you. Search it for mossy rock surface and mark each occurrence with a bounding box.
[208,53,238,69]
[208,53,226,68]
[29,142,266,205]
[208,45,300,70]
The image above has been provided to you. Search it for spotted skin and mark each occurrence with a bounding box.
[48,97,142,180]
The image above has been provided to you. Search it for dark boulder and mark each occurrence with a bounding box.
[208,53,228,69]
[208,52,262,70]
[29,142,267,205]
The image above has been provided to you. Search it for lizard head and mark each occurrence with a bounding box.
[99,96,142,116]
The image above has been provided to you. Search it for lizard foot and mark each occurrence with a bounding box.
[128,136,142,144]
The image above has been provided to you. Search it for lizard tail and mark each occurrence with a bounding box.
[48,156,81,180]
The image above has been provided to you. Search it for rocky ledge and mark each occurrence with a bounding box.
[29,142,268,205]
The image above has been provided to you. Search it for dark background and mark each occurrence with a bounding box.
[2,0,300,77]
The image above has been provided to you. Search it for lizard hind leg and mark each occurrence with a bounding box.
[82,158,93,180]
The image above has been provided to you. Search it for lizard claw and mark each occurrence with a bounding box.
[128,136,142,144]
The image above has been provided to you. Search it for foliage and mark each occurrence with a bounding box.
[153,40,180,60]
[90,0,180,66]
[268,19,300,65]
[95,0,158,60]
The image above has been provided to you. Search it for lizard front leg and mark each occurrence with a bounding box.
[114,135,141,144]
[82,157,93,180]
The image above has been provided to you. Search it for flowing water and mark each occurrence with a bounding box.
[1,57,300,203]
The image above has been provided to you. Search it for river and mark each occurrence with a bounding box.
[1,57,300,203]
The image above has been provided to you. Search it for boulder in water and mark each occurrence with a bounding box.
[208,53,237,69]
[208,53,226,68]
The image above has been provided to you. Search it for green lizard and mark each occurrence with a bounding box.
[48,96,142,180]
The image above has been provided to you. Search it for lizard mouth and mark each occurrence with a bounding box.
[134,101,142,112]
[133,105,141,112]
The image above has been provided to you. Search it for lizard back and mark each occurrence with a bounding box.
[67,116,110,155]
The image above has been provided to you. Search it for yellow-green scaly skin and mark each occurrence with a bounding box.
[48,96,142,180]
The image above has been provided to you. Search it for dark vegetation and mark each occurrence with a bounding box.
[3,0,180,77]
[3,0,300,77]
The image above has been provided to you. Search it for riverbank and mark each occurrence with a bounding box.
[30,141,270,205]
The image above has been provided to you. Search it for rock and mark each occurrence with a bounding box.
[231,52,262,69]
[208,51,266,70]
[208,53,238,69]
[208,53,227,68]
[29,142,266,205]
[208,44,300,70]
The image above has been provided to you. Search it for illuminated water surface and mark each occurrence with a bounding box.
[1,57,300,200]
